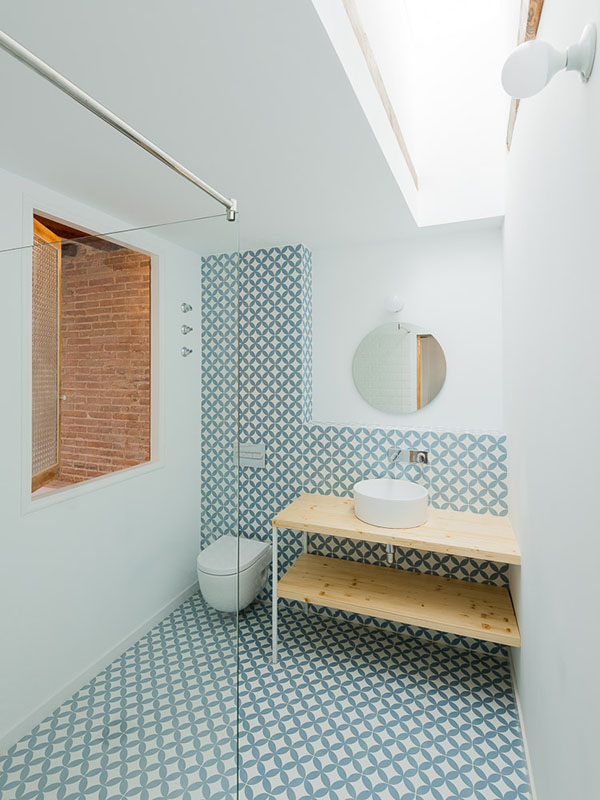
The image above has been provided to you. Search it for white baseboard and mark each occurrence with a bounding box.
[0,581,199,756]
[509,652,538,800]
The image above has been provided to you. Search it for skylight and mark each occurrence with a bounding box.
[313,0,521,227]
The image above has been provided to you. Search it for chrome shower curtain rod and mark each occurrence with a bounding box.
[0,28,237,221]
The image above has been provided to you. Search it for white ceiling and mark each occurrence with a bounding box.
[0,0,425,251]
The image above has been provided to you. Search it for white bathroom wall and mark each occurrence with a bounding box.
[312,227,503,430]
[0,166,209,750]
[503,2,600,797]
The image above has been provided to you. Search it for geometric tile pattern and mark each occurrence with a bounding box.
[304,424,509,518]
[239,602,530,800]
[201,245,510,654]
[201,251,239,547]
[300,245,313,424]
[0,594,239,800]
[0,594,531,800]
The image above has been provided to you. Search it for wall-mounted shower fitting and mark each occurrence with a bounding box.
[181,347,193,357]
[181,324,193,335]
[385,544,396,565]
[181,302,193,313]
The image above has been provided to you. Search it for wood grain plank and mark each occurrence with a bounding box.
[279,553,520,647]
[273,493,520,565]
[526,0,545,40]
[31,218,62,493]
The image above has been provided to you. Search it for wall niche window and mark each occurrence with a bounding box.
[31,215,152,495]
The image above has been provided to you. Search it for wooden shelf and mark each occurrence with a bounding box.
[278,553,521,647]
[273,493,520,565]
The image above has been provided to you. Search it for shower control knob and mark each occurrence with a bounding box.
[180,347,193,357]
[181,324,193,335]
[181,302,193,313]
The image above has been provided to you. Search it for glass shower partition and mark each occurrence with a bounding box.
[0,213,241,799]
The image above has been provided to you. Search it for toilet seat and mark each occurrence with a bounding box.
[196,535,270,577]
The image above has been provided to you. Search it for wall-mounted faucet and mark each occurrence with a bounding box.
[181,324,193,335]
[387,448,429,465]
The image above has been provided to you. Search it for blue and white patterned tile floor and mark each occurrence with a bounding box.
[0,595,530,800]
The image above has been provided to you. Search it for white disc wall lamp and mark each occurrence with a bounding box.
[501,23,597,98]
[384,294,408,333]
[384,294,405,314]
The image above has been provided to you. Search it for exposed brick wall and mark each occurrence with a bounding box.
[59,244,151,483]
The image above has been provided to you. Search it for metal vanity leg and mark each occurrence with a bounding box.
[272,524,278,664]
[300,530,309,615]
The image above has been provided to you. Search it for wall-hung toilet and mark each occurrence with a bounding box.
[196,535,271,613]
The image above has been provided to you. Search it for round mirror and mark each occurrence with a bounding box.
[352,322,446,414]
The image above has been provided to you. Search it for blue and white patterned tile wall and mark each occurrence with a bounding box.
[300,245,313,424]
[201,245,509,654]
[201,251,239,545]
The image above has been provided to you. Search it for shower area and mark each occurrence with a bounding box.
[0,26,251,799]
[0,212,245,799]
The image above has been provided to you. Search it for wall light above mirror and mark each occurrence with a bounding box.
[352,321,446,414]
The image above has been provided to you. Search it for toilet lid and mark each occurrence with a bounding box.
[197,535,270,577]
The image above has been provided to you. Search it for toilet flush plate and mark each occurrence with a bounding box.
[234,441,265,468]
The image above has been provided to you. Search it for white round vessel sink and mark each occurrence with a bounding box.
[353,478,428,529]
